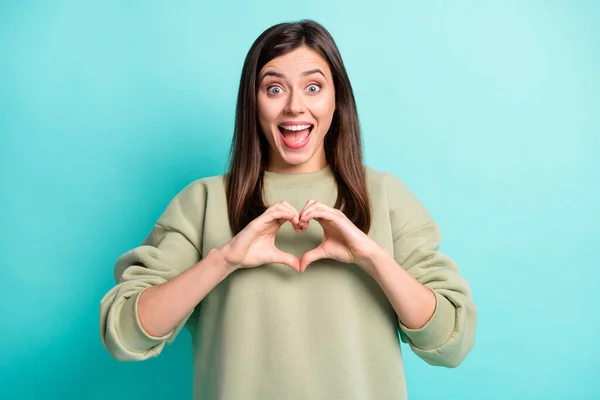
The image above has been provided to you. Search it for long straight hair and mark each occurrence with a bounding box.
[225,19,371,236]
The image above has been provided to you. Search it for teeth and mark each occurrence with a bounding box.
[280,124,312,131]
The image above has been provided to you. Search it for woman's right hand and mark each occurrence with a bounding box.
[221,201,302,272]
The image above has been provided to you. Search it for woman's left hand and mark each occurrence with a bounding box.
[296,199,381,273]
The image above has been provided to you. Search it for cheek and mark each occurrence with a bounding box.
[256,99,272,134]
[312,94,336,122]
[257,97,281,130]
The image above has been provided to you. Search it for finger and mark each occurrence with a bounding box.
[264,209,296,226]
[267,202,300,229]
[299,246,326,272]
[298,200,320,230]
[299,199,318,216]
[300,201,335,220]
[271,250,301,272]
[301,207,337,224]
[302,210,342,233]
[279,200,299,214]
[279,201,301,227]
[267,202,294,215]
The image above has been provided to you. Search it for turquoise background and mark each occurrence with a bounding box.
[1,1,599,399]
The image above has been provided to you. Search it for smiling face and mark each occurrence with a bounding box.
[257,46,336,174]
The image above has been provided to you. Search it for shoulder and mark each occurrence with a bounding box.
[160,173,226,215]
[177,173,226,197]
[364,165,412,198]
[364,165,433,226]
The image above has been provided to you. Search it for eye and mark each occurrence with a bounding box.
[306,84,321,94]
[267,86,283,95]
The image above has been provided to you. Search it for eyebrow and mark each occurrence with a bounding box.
[259,68,326,83]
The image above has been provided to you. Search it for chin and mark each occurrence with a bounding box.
[271,146,316,167]
[280,152,313,165]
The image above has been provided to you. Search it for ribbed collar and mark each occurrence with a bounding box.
[263,165,334,188]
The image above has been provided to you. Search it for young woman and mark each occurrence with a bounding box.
[100,19,477,400]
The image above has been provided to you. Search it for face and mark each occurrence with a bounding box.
[257,46,336,173]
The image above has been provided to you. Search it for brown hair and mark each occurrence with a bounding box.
[225,19,371,236]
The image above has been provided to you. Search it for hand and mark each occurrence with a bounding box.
[297,199,381,272]
[221,201,303,272]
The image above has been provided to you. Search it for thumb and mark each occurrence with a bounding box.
[299,246,326,272]
[271,250,301,272]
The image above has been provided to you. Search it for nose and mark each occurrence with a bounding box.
[285,89,306,114]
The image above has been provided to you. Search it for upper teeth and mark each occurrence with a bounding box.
[280,124,312,131]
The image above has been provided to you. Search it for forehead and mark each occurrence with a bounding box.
[260,46,331,77]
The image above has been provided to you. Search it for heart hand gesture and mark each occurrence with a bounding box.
[296,199,379,272]
[222,201,303,272]
[222,199,380,274]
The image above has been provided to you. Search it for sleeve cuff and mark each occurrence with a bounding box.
[400,290,456,350]
[116,287,173,352]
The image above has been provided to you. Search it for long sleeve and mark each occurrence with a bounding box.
[385,173,477,368]
[100,180,207,361]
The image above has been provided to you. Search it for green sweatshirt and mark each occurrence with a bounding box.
[100,165,477,399]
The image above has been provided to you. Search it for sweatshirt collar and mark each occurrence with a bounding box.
[263,165,334,188]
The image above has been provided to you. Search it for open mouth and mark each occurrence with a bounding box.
[278,124,313,149]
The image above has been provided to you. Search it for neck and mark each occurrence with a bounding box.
[266,154,327,174]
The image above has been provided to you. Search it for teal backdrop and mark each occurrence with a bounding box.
[1,1,599,399]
